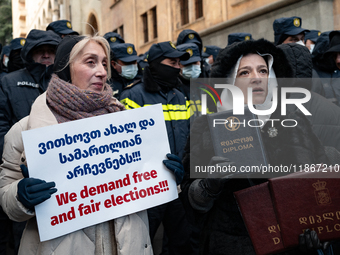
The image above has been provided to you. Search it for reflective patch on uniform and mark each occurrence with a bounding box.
[17,81,39,88]
[121,98,141,109]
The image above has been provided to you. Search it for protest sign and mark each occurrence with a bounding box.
[22,104,177,242]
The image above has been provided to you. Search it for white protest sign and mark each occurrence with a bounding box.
[22,104,177,242]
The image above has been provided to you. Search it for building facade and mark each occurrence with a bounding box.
[12,0,339,54]
[12,0,102,38]
[101,0,337,54]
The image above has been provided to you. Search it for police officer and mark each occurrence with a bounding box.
[177,43,212,124]
[305,30,321,53]
[0,45,11,76]
[273,16,309,45]
[176,29,209,78]
[7,37,26,73]
[103,32,125,48]
[120,42,197,255]
[0,30,61,162]
[108,43,141,100]
[228,32,252,45]
[202,45,221,75]
[46,19,79,38]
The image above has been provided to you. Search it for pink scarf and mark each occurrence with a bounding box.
[46,74,125,123]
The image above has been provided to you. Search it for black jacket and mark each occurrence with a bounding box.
[107,66,142,100]
[311,31,340,105]
[120,66,190,159]
[181,39,329,255]
[0,30,60,162]
[278,43,340,153]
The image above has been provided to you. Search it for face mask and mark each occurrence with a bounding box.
[151,63,180,89]
[296,40,305,47]
[181,64,201,79]
[3,56,9,67]
[309,44,315,54]
[119,64,138,80]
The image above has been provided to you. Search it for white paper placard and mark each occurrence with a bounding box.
[22,104,177,241]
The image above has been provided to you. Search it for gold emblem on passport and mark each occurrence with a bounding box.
[127,46,133,55]
[245,36,250,41]
[186,48,193,57]
[313,180,332,205]
[110,37,117,43]
[20,39,26,46]
[66,22,72,28]
[169,41,176,49]
[293,18,300,27]
[224,116,241,131]
[188,34,194,40]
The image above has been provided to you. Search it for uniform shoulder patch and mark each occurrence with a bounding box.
[125,79,142,89]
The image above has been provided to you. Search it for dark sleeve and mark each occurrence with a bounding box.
[180,115,215,224]
[0,79,13,163]
[311,69,326,97]
[120,86,144,110]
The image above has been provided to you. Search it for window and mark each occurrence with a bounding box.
[142,13,148,43]
[180,0,189,25]
[195,0,203,19]
[151,7,157,39]
[119,25,124,39]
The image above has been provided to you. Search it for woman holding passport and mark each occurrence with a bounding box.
[0,34,184,254]
[180,38,334,255]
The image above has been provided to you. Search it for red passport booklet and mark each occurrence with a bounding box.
[234,182,287,255]
[269,171,340,248]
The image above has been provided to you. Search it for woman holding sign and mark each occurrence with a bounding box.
[180,39,335,255]
[0,34,184,254]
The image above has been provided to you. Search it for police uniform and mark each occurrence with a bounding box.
[120,42,190,159]
[0,30,61,161]
[305,30,321,44]
[273,16,309,45]
[227,32,252,45]
[7,37,26,73]
[176,43,208,122]
[103,32,125,48]
[120,42,197,255]
[176,29,210,78]
[46,20,79,37]
[108,43,141,100]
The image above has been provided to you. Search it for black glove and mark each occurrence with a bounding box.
[299,229,331,254]
[17,165,57,210]
[200,156,235,196]
[163,153,185,185]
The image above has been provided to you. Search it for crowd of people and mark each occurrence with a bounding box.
[0,15,340,255]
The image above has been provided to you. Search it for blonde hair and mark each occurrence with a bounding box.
[69,34,111,79]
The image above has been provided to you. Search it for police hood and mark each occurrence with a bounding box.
[20,30,61,66]
[311,31,336,72]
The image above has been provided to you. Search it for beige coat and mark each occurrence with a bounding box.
[0,93,153,255]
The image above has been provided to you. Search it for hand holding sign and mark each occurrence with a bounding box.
[22,104,177,241]
[17,165,57,210]
[163,153,185,185]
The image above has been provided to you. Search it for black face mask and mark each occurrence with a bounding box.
[8,50,24,73]
[150,63,180,90]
